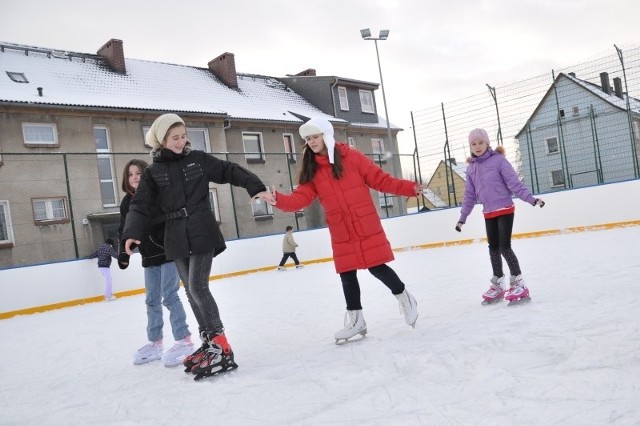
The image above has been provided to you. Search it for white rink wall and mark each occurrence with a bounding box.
[1,179,639,317]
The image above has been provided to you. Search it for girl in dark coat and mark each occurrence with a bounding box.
[118,159,192,368]
[271,117,425,344]
[122,113,271,380]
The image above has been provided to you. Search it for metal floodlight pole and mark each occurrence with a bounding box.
[360,28,394,175]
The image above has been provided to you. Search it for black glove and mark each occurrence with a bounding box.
[118,252,130,270]
[534,198,545,208]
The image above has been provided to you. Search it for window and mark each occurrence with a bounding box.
[378,193,393,208]
[0,201,15,246]
[572,106,580,116]
[551,170,565,187]
[32,197,69,225]
[348,137,356,148]
[292,185,304,215]
[94,127,118,207]
[283,134,296,163]
[372,138,386,162]
[545,137,559,154]
[22,123,58,147]
[188,128,210,152]
[359,90,375,113]
[7,72,28,83]
[243,133,265,163]
[208,189,221,223]
[251,199,273,219]
[338,86,349,111]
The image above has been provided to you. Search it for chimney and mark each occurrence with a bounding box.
[97,39,126,73]
[599,72,611,95]
[208,53,238,88]
[295,68,316,77]
[613,77,624,99]
[37,87,43,97]
[568,72,576,77]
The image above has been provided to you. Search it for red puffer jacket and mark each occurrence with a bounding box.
[275,143,417,273]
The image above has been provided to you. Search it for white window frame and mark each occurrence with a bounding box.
[283,133,296,163]
[94,126,119,208]
[359,90,375,114]
[0,200,15,246]
[371,137,386,162]
[22,123,58,147]
[251,198,273,218]
[242,132,265,162]
[338,86,349,111]
[208,188,221,223]
[32,196,69,225]
[550,169,565,187]
[545,137,559,155]
[187,128,210,152]
[378,193,394,208]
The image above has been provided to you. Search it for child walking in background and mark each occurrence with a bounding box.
[88,238,117,301]
[277,226,304,271]
[455,128,545,305]
[117,159,193,368]
[270,117,426,344]
[122,113,271,380]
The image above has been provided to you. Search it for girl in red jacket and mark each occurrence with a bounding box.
[271,117,424,344]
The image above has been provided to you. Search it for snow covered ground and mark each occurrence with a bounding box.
[1,226,639,426]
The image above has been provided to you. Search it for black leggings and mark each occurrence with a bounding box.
[339,264,405,311]
[485,213,521,278]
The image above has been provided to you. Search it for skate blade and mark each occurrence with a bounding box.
[481,298,504,306]
[507,296,532,307]
[193,363,238,381]
[335,331,367,345]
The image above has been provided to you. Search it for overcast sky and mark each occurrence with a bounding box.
[2,0,639,153]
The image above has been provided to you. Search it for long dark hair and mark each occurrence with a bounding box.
[121,159,149,194]
[297,144,343,184]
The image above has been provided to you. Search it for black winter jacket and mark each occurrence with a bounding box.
[121,148,266,260]
[118,193,169,268]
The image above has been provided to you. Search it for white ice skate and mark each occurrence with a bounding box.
[395,289,418,328]
[334,310,367,345]
[276,266,286,271]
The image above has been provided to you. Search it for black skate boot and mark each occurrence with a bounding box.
[192,332,238,381]
[183,331,208,373]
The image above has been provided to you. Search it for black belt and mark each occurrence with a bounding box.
[166,207,189,220]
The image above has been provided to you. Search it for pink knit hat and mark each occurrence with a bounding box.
[468,128,490,146]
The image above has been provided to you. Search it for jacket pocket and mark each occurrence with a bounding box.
[183,163,203,182]
[354,206,383,237]
[326,212,350,243]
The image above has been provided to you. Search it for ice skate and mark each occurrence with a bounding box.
[183,331,208,373]
[191,332,238,381]
[481,276,506,306]
[505,275,531,306]
[133,341,162,365]
[334,310,367,345]
[295,264,304,269]
[395,289,418,327]
[162,339,194,368]
[277,266,286,271]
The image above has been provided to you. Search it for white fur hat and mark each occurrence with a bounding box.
[299,117,336,164]
[145,113,185,150]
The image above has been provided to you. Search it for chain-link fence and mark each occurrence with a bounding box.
[410,45,640,204]
[0,151,417,268]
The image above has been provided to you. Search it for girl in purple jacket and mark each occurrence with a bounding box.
[455,128,545,305]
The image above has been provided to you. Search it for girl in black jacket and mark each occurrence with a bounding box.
[122,114,271,380]
[118,159,193,368]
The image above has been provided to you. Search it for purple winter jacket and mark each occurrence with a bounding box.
[458,148,536,224]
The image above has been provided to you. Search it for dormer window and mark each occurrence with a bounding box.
[6,72,29,83]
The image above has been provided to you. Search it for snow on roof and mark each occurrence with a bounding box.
[0,42,335,123]
[422,188,448,208]
[564,73,640,112]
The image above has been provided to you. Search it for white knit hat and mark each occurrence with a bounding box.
[145,113,185,150]
[299,117,336,164]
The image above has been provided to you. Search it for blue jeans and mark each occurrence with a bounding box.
[174,250,223,334]
[144,261,191,342]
